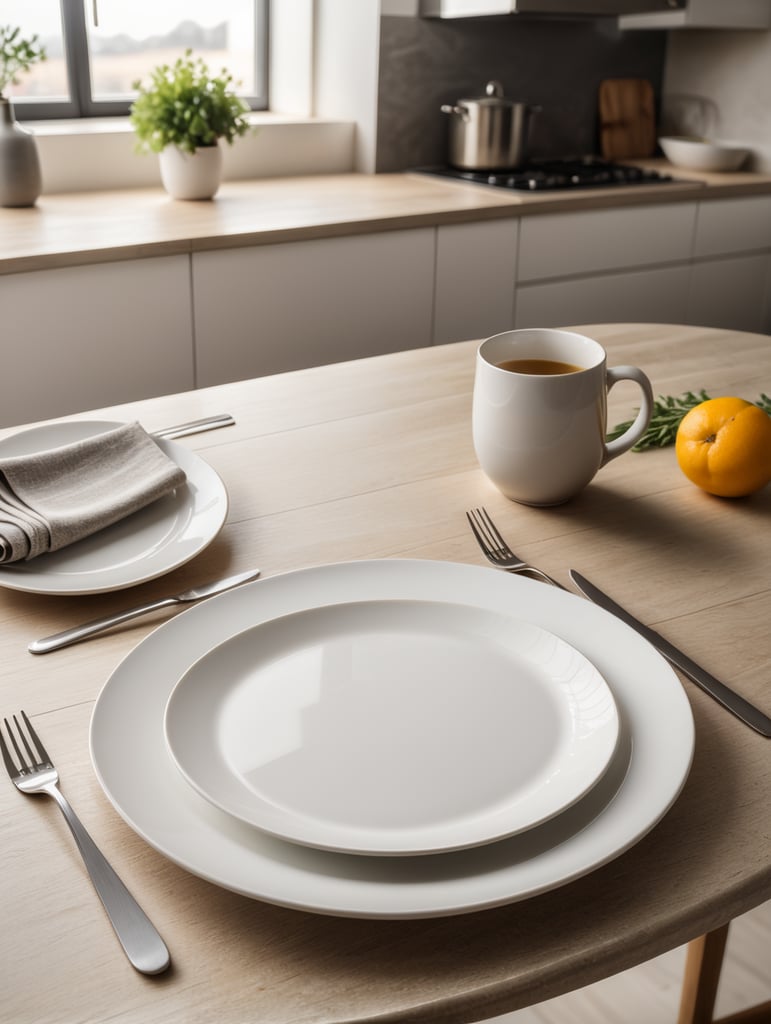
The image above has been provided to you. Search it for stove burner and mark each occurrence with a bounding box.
[418,157,676,192]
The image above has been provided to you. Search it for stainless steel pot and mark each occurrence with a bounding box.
[441,81,540,171]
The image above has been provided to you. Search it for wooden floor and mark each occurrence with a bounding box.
[490,900,771,1023]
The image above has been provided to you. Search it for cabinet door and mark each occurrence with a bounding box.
[0,255,194,428]
[515,265,691,329]
[193,229,435,387]
[693,196,771,258]
[518,203,697,283]
[433,220,518,344]
[688,254,771,333]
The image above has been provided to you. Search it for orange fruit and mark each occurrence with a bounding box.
[675,396,771,497]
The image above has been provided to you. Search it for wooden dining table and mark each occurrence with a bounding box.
[1,322,769,1024]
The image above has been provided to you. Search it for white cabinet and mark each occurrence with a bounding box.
[620,0,771,29]
[692,196,771,258]
[193,228,436,387]
[433,220,518,344]
[516,265,691,328]
[687,197,771,332]
[688,254,771,333]
[517,203,697,282]
[432,197,771,339]
[0,255,194,428]
[513,202,697,328]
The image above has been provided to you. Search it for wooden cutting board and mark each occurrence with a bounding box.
[598,78,656,160]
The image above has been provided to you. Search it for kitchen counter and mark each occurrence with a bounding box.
[2,159,771,275]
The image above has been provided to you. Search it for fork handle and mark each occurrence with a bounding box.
[45,783,170,974]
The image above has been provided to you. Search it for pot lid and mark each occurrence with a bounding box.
[459,81,521,107]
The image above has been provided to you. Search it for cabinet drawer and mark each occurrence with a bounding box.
[515,264,691,329]
[0,256,194,428]
[693,196,771,258]
[433,220,518,344]
[193,229,435,387]
[518,203,697,283]
[688,253,771,333]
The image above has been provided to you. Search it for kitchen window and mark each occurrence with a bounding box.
[3,0,268,119]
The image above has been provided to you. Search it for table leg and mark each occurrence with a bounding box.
[677,924,730,1024]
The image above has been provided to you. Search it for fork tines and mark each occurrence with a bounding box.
[466,507,508,560]
[0,710,51,777]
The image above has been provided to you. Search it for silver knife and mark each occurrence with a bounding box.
[569,570,771,738]
[29,568,261,655]
[152,414,235,440]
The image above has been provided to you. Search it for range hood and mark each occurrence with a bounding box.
[421,0,686,17]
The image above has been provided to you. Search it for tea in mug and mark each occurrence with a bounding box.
[497,358,582,375]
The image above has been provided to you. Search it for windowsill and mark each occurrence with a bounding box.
[22,112,356,194]
[24,110,321,136]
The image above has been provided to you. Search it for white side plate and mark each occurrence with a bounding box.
[164,599,619,855]
[0,420,228,594]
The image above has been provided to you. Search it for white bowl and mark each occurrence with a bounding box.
[659,136,749,173]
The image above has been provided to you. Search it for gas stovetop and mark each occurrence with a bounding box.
[417,157,680,192]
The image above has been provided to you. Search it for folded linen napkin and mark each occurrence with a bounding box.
[0,422,187,563]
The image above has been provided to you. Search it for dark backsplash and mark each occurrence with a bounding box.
[376,15,667,172]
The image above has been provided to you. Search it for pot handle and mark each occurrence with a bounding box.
[440,103,469,120]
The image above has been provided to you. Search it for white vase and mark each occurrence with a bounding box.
[158,143,223,200]
[0,97,42,207]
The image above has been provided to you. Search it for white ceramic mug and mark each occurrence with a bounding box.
[472,329,654,506]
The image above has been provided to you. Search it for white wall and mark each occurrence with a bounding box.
[313,0,382,172]
[662,29,771,171]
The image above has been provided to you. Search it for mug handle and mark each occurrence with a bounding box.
[601,366,654,466]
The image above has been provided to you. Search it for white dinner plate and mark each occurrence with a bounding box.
[164,600,619,856]
[0,420,228,594]
[90,559,694,919]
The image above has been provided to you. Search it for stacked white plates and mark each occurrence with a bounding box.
[90,559,694,919]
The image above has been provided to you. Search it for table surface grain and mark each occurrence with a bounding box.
[0,323,769,1024]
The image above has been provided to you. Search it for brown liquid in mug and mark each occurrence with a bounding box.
[497,358,583,375]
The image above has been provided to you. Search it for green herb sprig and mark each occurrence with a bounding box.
[0,25,46,97]
[608,390,771,451]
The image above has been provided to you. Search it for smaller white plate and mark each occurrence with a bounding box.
[0,420,228,595]
[164,599,619,856]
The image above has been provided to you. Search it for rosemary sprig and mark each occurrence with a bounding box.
[607,390,771,451]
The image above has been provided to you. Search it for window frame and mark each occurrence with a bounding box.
[16,0,268,120]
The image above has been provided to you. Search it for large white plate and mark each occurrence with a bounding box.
[164,600,619,856]
[0,420,228,595]
[90,559,694,919]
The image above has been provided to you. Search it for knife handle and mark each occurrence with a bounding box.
[657,641,771,738]
[28,596,180,654]
[570,570,771,738]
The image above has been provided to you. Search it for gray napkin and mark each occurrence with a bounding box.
[0,422,187,563]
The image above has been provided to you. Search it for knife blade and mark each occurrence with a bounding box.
[28,568,261,654]
[569,570,771,738]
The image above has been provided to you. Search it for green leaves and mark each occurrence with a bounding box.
[608,390,771,451]
[0,25,46,97]
[130,50,251,155]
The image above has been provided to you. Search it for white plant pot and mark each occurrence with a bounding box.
[158,143,223,200]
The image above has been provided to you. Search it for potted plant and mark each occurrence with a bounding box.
[0,25,46,207]
[130,50,251,201]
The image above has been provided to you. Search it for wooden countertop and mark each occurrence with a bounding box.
[1,323,770,1024]
[2,161,771,275]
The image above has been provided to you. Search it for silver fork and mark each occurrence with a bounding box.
[466,507,566,589]
[0,710,170,975]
